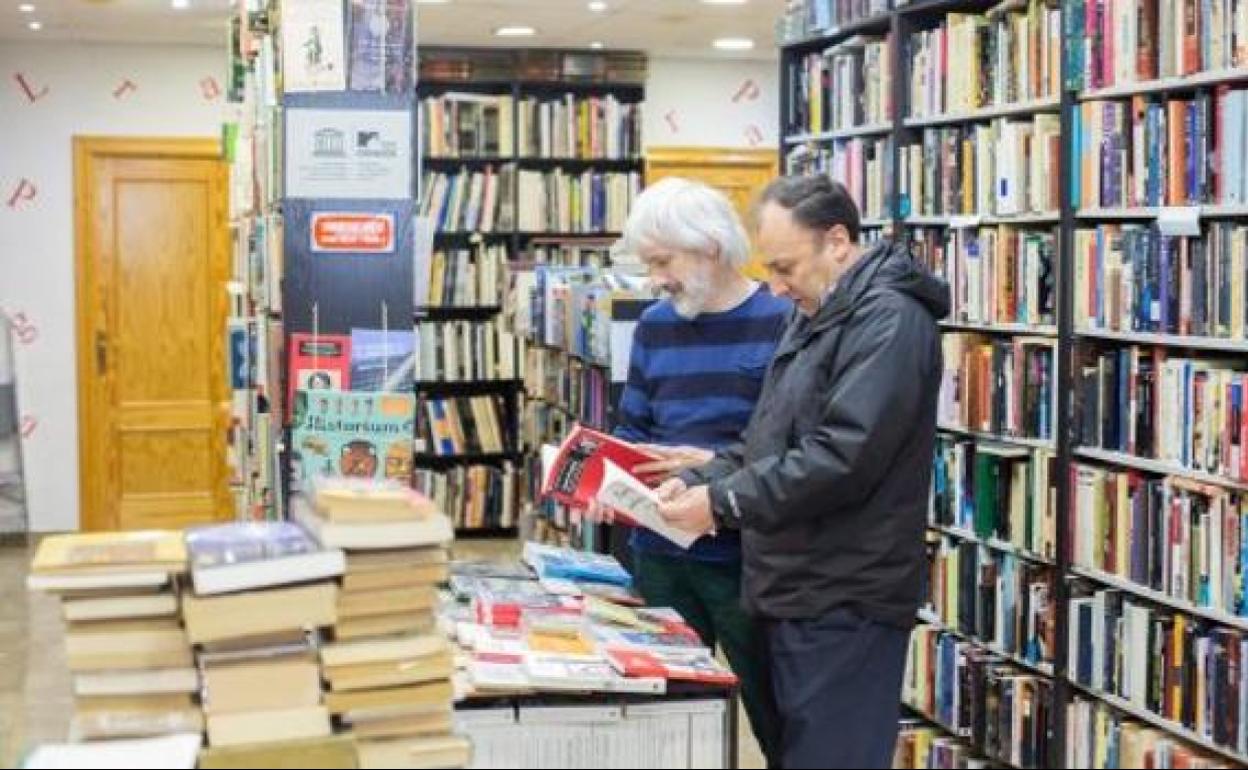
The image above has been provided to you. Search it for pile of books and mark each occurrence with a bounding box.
[294,477,470,769]
[444,549,738,699]
[182,520,345,765]
[26,531,201,745]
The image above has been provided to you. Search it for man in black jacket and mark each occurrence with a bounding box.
[658,176,950,769]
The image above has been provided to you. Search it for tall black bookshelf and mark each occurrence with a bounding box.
[779,1,1248,767]
[414,47,646,538]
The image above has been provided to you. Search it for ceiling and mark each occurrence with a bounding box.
[0,0,781,59]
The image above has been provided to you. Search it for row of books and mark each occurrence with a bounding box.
[1073,224,1248,339]
[420,165,514,234]
[523,265,652,366]
[921,536,1058,668]
[784,137,892,222]
[516,169,641,234]
[529,241,614,268]
[900,115,1062,218]
[783,35,892,136]
[415,394,516,457]
[1073,89,1248,209]
[893,722,985,768]
[414,462,521,530]
[939,333,1057,442]
[1076,347,1248,481]
[420,243,509,309]
[777,0,894,43]
[1069,584,1248,754]
[414,319,522,383]
[1071,463,1248,617]
[903,624,1054,768]
[912,225,1057,328]
[1067,695,1239,768]
[907,0,1062,119]
[421,93,514,158]
[525,349,614,430]
[1066,0,1248,92]
[516,94,644,160]
[931,435,1059,561]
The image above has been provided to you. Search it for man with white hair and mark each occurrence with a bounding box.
[596,177,789,765]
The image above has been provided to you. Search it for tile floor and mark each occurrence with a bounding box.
[0,538,764,769]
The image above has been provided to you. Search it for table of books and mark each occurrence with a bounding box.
[444,543,740,770]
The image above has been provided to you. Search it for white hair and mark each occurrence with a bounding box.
[620,177,750,270]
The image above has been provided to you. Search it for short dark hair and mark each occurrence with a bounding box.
[756,175,861,243]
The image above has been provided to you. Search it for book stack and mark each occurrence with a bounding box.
[291,478,469,769]
[182,521,345,763]
[26,531,202,744]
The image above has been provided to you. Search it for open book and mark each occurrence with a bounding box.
[541,425,697,549]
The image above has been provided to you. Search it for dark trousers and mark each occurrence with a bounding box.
[632,551,780,767]
[764,608,910,769]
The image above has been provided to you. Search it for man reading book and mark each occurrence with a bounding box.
[659,176,950,769]
[588,177,790,766]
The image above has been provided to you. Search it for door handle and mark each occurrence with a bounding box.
[95,331,107,374]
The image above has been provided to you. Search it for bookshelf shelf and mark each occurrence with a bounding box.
[1068,564,1248,633]
[783,122,894,145]
[423,156,514,165]
[1077,205,1248,220]
[518,231,623,239]
[902,96,1060,128]
[1073,446,1248,492]
[937,424,1055,451]
[514,157,643,170]
[414,305,503,321]
[905,211,1061,226]
[1077,67,1248,101]
[1075,329,1248,353]
[778,12,894,53]
[1067,681,1248,767]
[455,525,520,539]
[414,379,524,393]
[927,522,1057,567]
[860,217,893,228]
[916,609,1056,679]
[938,321,1058,337]
[900,701,972,741]
[413,450,525,466]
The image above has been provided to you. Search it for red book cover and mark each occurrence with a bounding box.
[541,425,662,508]
[287,333,351,420]
[604,647,738,686]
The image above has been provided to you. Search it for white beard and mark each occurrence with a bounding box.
[668,269,714,319]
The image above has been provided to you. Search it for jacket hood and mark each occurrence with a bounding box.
[819,239,951,325]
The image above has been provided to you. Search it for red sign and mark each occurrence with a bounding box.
[310,212,395,253]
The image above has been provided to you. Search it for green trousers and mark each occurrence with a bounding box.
[633,550,779,767]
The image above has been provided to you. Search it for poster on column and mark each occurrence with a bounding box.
[285,107,412,199]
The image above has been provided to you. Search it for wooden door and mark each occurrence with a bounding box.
[645,147,780,279]
[75,137,231,532]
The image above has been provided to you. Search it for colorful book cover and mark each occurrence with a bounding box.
[349,328,417,392]
[281,0,347,92]
[291,390,415,491]
[287,333,352,420]
[185,521,320,570]
[347,0,413,94]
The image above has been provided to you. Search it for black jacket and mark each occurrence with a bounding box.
[682,240,950,627]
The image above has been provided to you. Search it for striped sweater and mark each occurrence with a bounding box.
[614,285,791,561]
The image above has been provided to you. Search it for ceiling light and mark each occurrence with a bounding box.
[588,1,607,10]
[27,20,41,30]
[713,37,754,50]
[18,4,35,13]
[172,0,189,8]
[703,0,749,4]
[590,41,604,50]
[494,25,535,37]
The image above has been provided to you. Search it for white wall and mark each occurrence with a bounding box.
[644,56,779,150]
[0,42,225,532]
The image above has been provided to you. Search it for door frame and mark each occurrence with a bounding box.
[74,136,226,531]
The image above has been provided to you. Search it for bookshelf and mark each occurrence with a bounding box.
[780,0,1248,766]
[414,47,646,538]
